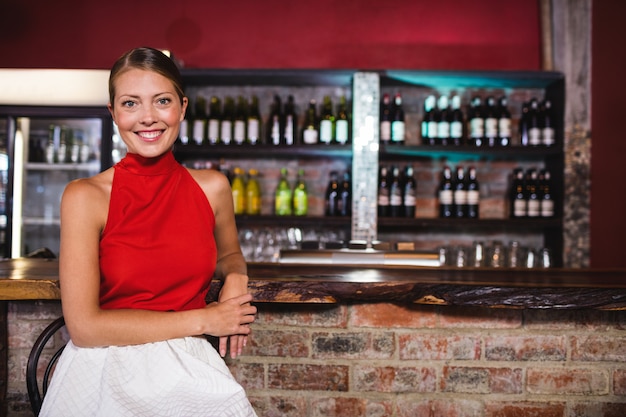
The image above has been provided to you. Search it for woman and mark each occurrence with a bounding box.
[40,47,258,416]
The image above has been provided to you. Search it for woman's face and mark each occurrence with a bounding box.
[108,68,188,157]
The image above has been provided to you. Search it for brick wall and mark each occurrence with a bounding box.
[9,301,626,417]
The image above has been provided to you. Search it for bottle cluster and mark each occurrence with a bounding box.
[30,124,92,164]
[379,93,406,145]
[230,167,262,216]
[519,98,555,147]
[325,170,352,217]
[272,168,310,216]
[179,94,351,147]
[438,165,480,218]
[377,165,417,218]
[509,167,554,218]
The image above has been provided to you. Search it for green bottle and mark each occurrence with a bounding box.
[292,169,308,216]
[275,168,292,216]
[231,167,246,215]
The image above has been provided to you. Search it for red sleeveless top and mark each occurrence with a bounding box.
[99,152,216,311]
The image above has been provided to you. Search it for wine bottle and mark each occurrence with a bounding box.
[484,96,498,147]
[539,169,554,217]
[510,168,527,218]
[231,167,246,215]
[468,96,484,147]
[302,99,319,145]
[453,166,467,218]
[403,165,417,218]
[519,101,530,147]
[339,170,352,216]
[525,168,540,217]
[220,96,234,145]
[283,95,297,145]
[389,165,403,217]
[497,96,511,146]
[233,95,247,145]
[436,95,450,146]
[292,169,308,216]
[178,117,190,146]
[325,171,340,216]
[421,95,436,145]
[391,93,405,145]
[275,167,292,216]
[319,95,335,145]
[377,165,390,217]
[426,95,439,146]
[466,166,480,218]
[335,96,350,145]
[267,95,283,145]
[528,98,541,146]
[438,166,454,218]
[192,96,207,146]
[207,96,221,145]
[379,93,392,145]
[57,126,68,163]
[245,168,261,215]
[449,95,464,146]
[247,95,261,145]
[540,99,555,146]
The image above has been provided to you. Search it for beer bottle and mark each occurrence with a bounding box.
[231,167,246,215]
[245,169,261,215]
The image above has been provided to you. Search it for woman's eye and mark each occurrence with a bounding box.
[122,100,136,108]
[157,97,171,106]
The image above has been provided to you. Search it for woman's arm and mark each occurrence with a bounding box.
[59,174,256,348]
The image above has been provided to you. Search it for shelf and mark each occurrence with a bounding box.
[181,69,356,87]
[25,161,100,171]
[174,143,353,160]
[378,217,562,231]
[379,144,563,162]
[235,215,351,229]
[381,70,565,89]
[22,217,60,226]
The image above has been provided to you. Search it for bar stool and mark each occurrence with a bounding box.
[26,316,66,416]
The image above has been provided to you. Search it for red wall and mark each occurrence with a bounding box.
[590,2,626,268]
[0,0,540,70]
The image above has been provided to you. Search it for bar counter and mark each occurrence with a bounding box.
[2,258,626,310]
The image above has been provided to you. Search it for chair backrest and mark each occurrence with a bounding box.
[26,316,66,416]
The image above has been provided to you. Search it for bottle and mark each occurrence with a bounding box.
[453,166,467,218]
[231,167,246,215]
[339,171,352,216]
[528,98,541,146]
[379,93,392,144]
[233,96,247,145]
[247,95,261,145]
[466,166,480,218]
[283,95,297,145]
[539,169,554,217]
[325,171,340,216]
[207,96,221,145]
[436,95,450,146]
[335,96,350,145]
[191,96,207,146]
[57,126,68,163]
[275,168,292,216]
[292,169,308,216]
[438,166,454,218]
[245,169,261,215]
[45,125,56,163]
[519,101,530,146]
[389,166,404,217]
[497,96,512,146]
[540,99,555,146]
[68,128,80,163]
[421,95,436,145]
[468,96,484,147]
[302,100,319,145]
[377,165,390,217]
[403,165,417,218]
[220,96,235,145]
[483,96,498,147]
[319,96,335,144]
[510,168,527,218]
[267,95,283,145]
[178,117,190,146]
[525,168,540,217]
[391,93,405,145]
[449,95,464,146]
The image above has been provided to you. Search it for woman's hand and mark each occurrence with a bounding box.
[204,292,256,358]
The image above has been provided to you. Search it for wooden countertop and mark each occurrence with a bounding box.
[2,258,626,309]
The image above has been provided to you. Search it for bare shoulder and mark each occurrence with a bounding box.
[186,167,231,196]
[62,168,114,210]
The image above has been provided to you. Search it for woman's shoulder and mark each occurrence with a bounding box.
[63,168,114,202]
[185,167,230,193]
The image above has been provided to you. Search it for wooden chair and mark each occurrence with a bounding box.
[26,317,66,416]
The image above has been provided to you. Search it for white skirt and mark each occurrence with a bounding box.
[39,336,257,417]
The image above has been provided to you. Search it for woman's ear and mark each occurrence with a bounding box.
[180,97,189,122]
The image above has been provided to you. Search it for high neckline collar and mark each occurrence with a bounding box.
[117,151,179,176]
